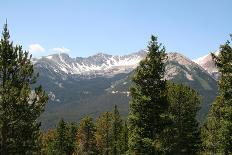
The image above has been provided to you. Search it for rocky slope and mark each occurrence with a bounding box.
[34,51,218,130]
[194,51,219,80]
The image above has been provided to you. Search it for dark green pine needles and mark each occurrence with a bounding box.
[128,35,201,155]
[166,83,201,154]
[128,35,168,155]
[0,23,48,154]
[201,35,232,154]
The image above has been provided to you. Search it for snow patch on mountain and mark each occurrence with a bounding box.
[34,50,212,83]
[34,51,146,76]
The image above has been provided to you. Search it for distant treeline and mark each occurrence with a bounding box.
[0,23,231,155]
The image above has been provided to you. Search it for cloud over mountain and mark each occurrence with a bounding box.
[29,43,45,53]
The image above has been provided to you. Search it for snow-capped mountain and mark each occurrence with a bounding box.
[35,51,217,130]
[34,50,146,77]
[194,51,219,79]
[34,50,211,81]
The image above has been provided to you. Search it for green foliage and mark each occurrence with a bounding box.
[41,119,77,155]
[0,23,48,154]
[95,105,126,155]
[128,35,168,154]
[213,35,232,154]
[42,129,57,155]
[202,35,232,154]
[66,122,78,155]
[42,108,127,155]
[95,112,112,155]
[111,105,123,155]
[77,116,97,155]
[0,22,223,155]
[121,121,128,154]
[201,98,222,154]
[166,60,218,123]
[165,83,201,154]
[56,119,68,154]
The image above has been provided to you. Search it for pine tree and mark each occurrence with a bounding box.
[121,121,128,154]
[210,35,232,154]
[66,123,78,155]
[42,129,57,155]
[42,121,77,155]
[77,116,97,155]
[55,119,68,155]
[128,35,168,154]
[201,98,221,154]
[0,23,48,154]
[111,105,123,155]
[166,83,201,154]
[95,112,112,155]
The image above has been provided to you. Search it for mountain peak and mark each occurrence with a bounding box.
[194,51,219,80]
[34,50,218,80]
[35,51,145,76]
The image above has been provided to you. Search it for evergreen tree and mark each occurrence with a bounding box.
[206,35,232,154]
[0,23,48,154]
[121,121,128,154]
[166,83,201,154]
[201,98,221,154]
[95,112,112,155]
[55,119,68,155]
[42,129,57,155]
[77,116,97,155]
[128,35,168,154]
[111,105,123,155]
[66,123,78,155]
[42,121,77,155]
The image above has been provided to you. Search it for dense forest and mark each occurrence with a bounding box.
[0,23,231,155]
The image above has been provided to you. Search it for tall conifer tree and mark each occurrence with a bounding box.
[0,23,48,154]
[95,112,112,155]
[121,121,128,154]
[55,119,68,154]
[128,35,168,154]
[66,123,78,155]
[203,35,232,154]
[77,116,97,155]
[201,99,221,154]
[111,105,123,155]
[166,83,201,154]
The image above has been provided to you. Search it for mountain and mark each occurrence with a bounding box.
[109,52,217,122]
[34,51,146,77]
[34,51,218,130]
[194,51,219,79]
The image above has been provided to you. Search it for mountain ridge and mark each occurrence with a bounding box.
[34,50,146,77]
[34,51,218,130]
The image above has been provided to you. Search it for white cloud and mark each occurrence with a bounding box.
[52,47,70,53]
[29,44,45,53]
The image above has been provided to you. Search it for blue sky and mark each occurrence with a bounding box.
[0,0,231,59]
